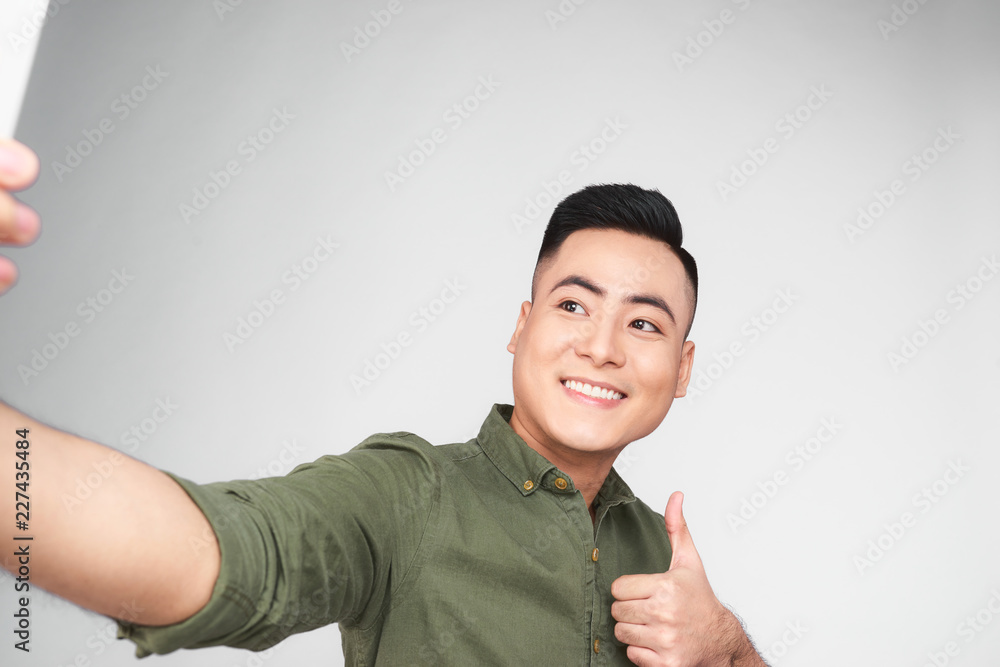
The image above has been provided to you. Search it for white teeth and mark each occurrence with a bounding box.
[562,379,624,400]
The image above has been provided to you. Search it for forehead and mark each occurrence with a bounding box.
[540,229,687,296]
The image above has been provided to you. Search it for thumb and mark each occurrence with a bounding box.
[665,491,703,571]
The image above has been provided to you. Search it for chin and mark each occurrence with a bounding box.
[550,424,624,453]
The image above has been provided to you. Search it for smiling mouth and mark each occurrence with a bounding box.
[561,379,626,400]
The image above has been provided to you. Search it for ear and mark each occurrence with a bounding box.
[506,300,532,354]
[673,340,696,398]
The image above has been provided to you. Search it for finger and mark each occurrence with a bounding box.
[0,191,41,246]
[0,139,40,191]
[611,598,649,624]
[625,644,658,667]
[0,256,18,295]
[665,490,703,571]
[613,620,654,649]
[611,572,657,601]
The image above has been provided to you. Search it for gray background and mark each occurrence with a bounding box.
[2,0,999,665]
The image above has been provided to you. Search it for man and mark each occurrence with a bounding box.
[1,138,767,665]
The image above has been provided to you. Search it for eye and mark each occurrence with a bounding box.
[559,300,587,315]
[631,319,661,333]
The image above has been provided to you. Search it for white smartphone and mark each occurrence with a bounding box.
[0,0,47,136]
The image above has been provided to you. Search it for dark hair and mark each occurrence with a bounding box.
[531,183,698,339]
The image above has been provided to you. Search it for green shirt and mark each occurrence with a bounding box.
[116,403,673,665]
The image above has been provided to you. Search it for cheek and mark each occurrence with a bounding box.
[523,322,576,361]
[632,352,678,390]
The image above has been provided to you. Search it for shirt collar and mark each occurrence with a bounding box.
[477,403,636,507]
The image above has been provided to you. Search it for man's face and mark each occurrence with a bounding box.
[506,228,696,461]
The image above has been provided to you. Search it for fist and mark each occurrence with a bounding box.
[0,138,41,294]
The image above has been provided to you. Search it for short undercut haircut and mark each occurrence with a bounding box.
[531,183,699,339]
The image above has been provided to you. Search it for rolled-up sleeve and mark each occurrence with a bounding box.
[115,434,440,657]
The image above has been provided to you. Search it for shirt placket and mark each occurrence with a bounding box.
[590,495,630,665]
[538,469,611,666]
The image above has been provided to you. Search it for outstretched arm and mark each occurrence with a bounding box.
[2,400,220,625]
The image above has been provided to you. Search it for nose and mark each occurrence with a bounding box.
[573,305,625,367]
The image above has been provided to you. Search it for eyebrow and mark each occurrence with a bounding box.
[548,274,677,327]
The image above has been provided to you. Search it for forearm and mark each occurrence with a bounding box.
[1,399,219,625]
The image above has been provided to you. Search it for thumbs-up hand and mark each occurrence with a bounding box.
[610,492,767,667]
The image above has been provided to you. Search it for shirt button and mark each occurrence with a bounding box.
[591,547,599,562]
[554,477,568,490]
[593,638,600,653]
[523,480,534,491]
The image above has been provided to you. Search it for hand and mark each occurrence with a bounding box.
[0,138,41,295]
[611,491,763,667]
